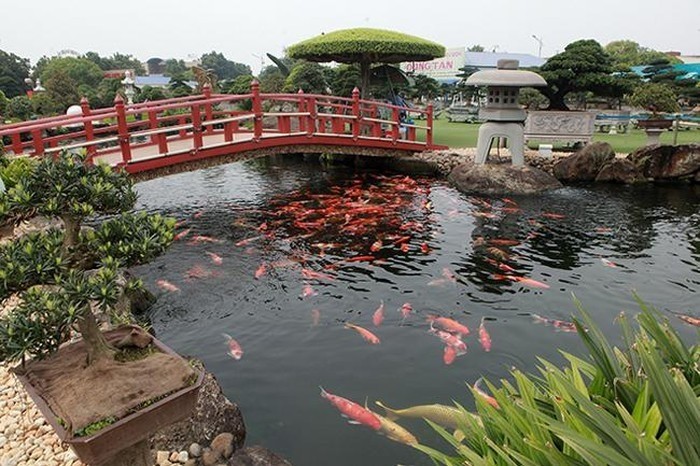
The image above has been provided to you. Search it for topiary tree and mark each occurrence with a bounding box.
[0,151,174,366]
[287,28,445,99]
[628,82,680,115]
[283,61,329,94]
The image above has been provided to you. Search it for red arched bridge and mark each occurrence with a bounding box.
[0,82,445,176]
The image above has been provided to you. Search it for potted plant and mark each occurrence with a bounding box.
[628,82,680,130]
[0,151,202,466]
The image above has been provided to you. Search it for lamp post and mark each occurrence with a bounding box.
[121,70,136,105]
[531,35,543,58]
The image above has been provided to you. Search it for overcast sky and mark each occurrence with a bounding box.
[2,0,699,73]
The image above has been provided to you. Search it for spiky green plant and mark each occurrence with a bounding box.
[416,296,700,466]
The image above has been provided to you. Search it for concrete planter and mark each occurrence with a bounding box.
[15,326,203,465]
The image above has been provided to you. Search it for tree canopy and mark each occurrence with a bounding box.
[200,52,252,81]
[0,50,31,98]
[604,40,680,70]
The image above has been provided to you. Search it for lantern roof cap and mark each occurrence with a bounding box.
[466,59,546,87]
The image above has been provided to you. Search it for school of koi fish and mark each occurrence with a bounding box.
[150,172,699,449]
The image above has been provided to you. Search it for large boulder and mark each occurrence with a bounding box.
[595,158,646,184]
[628,144,700,180]
[448,161,562,195]
[552,142,616,181]
[149,363,246,453]
[228,446,293,466]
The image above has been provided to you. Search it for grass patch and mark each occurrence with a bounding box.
[74,416,118,437]
[114,345,156,363]
[421,116,700,154]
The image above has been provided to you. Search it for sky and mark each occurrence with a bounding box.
[2,0,699,73]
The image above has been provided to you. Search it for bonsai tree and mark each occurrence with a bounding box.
[0,151,174,366]
[287,28,445,98]
[628,82,680,116]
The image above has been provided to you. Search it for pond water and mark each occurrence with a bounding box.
[130,156,700,466]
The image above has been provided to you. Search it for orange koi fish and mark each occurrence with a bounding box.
[186,264,212,279]
[443,345,457,365]
[372,300,385,327]
[320,387,381,430]
[478,318,491,352]
[346,255,376,263]
[301,283,318,299]
[506,275,550,289]
[485,257,516,273]
[189,235,220,244]
[156,279,180,292]
[235,236,263,247]
[600,258,617,268]
[542,212,566,220]
[399,302,413,320]
[502,198,518,206]
[672,312,700,327]
[426,315,470,336]
[473,378,499,408]
[206,251,223,265]
[301,268,335,281]
[173,228,191,241]
[222,333,243,360]
[473,211,498,219]
[254,263,267,279]
[345,323,381,345]
[420,243,430,254]
[488,238,520,247]
[400,243,410,253]
[370,240,383,252]
[174,220,188,228]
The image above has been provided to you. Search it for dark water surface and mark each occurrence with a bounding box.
[130,156,700,466]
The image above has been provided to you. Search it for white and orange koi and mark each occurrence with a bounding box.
[426,315,470,336]
[301,283,318,299]
[473,377,499,409]
[478,318,492,352]
[399,302,413,320]
[222,333,243,360]
[156,279,180,292]
[601,258,617,268]
[173,228,191,241]
[254,263,267,279]
[206,251,223,265]
[429,325,467,354]
[372,300,385,327]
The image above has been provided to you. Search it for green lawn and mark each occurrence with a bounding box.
[423,117,700,154]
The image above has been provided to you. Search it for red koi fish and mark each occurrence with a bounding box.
[600,258,617,268]
[301,283,318,299]
[156,279,180,292]
[186,264,212,279]
[426,315,470,336]
[301,268,335,281]
[485,257,516,273]
[320,387,381,430]
[420,243,430,254]
[189,235,220,244]
[254,263,267,279]
[370,240,383,252]
[206,251,223,265]
[235,236,263,247]
[429,326,467,354]
[532,314,578,333]
[443,345,457,365]
[399,302,413,320]
[345,323,381,345]
[474,378,499,408]
[372,300,385,327]
[193,211,204,219]
[400,243,410,253]
[346,255,376,263]
[174,220,188,228]
[478,319,491,352]
[311,309,321,327]
[222,333,243,360]
[502,198,518,206]
[173,228,191,241]
[542,212,566,220]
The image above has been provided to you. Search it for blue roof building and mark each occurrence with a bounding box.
[630,63,700,81]
[134,74,197,89]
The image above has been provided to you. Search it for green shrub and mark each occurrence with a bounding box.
[416,296,699,466]
[628,83,680,114]
[0,156,35,189]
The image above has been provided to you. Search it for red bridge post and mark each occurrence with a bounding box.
[191,103,203,150]
[426,103,434,148]
[251,80,262,141]
[307,96,316,137]
[31,129,44,156]
[351,87,360,141]
[202,84,214,135]
[114,95,132,165]
[80,97,96,161]
[391,107,400,142]
[297,89,306,133]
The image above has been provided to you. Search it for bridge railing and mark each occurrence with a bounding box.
[1,81,436,167]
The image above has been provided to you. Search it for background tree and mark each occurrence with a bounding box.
[226,74,255,95]
[0,50,31,98]
[628,82,680,115]
[329,64,361,97]
[410,74,441,100]
[39,57,104,89]
[7,96,32,120]
[604,40,680,70]
[467,45,485,52]
[0,91,9,118]
[538,39,622,110]
[283,62,328,94]
[169,76,192,97]
[639,58,700,106]
[200,52,252,81]
[258,65,286,93]
[44,69,81,113]
[30,92,60,116]
[135,85,168,103]
[163,59,191,78]
[84,52,145,75]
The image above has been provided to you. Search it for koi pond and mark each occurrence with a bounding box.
[130,155,700,466]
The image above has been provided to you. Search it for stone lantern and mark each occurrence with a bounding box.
[466,59,546,166]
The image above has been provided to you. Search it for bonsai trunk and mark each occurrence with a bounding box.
[360,59,370,100]
[61,215,81,253]
[77,307,116,366]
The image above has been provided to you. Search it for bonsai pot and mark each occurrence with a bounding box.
[14,325,203,465]
[637,118,672,130]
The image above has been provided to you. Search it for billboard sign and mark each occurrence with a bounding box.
[401,47,465,81]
